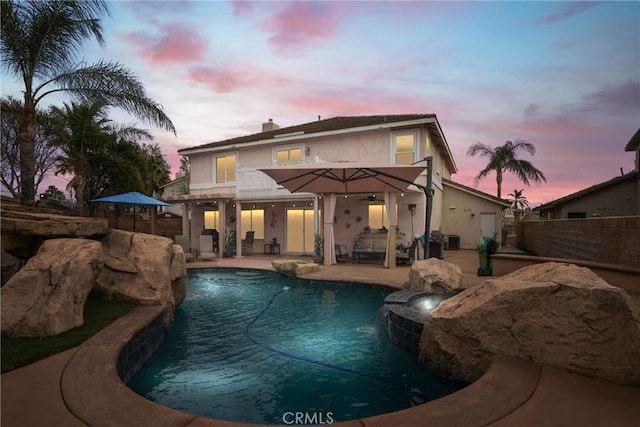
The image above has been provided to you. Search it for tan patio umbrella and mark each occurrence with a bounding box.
[259,162,427,267]
[259,162,426,194]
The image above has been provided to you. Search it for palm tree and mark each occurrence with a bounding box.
[51,100,155,215]
[1,0,175,205]
[507,188,529,210]
[467,139,546,199]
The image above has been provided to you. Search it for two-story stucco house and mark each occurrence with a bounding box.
[167,114,506,263]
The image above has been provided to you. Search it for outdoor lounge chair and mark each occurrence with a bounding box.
[175,235,194,262]
[199,234,216,261]
[242,231,255,255]
[335,244,349,263]
[396,238,420,265]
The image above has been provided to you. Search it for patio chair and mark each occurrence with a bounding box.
[335,244,349,263]
[175,235,194,262]
[242,231,255,255]
[396,238,419,265]
[199,234,216,261]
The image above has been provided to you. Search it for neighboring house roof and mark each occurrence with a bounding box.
[178,114,457,173]
[442,178,511,207]
[535,171,639,211]
[159,174,189,189]
[625,128,640,152]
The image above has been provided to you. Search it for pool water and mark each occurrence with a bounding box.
[127,269,464,424]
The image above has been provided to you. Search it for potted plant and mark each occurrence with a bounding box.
[223,228,235,258]
[313,232,324,263]
[477,232,499,276]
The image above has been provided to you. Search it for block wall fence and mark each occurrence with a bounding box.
[516,216,640,268]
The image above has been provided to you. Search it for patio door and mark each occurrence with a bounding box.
[286,208,316,254]
[480,213,496,240]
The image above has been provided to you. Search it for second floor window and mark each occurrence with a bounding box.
[392,131,417,165]
[425,133,431,156]
[216,155,236,183]
[276,147,303,164]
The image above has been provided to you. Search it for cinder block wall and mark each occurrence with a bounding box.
[519,216,640,268]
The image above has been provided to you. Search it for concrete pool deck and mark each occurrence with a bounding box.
[2,249,640,426]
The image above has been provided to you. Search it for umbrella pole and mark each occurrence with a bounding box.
[133,206,136,232]
[418,156,433,260]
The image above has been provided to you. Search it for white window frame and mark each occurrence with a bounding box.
[212,152,238,185]
[241,209,265,239]
[390,130,419,165]
[273,144,306,165]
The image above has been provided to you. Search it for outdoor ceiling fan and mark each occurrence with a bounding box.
[358,195,383,204]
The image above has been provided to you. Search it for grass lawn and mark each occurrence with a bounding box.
[1,298,136,374]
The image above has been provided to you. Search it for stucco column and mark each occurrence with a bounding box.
[218,202,226,258]
[181,202,189,237]
[323,194,336,265]
[235,202,243,257]
[384,192,397,269]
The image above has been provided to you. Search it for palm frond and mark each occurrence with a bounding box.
[505,159,547,186]
[39,60,176,135]
[508,139,537,156]
[1,0,109,81]
[466,141,494,158]
[473,164,495,185]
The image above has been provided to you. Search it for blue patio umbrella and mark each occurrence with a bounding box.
[90,192,169,231]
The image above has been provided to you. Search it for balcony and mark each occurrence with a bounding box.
[237,158,320,193]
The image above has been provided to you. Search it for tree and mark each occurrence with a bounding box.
[175,156,191,195]
[51,100,155,215]
[43,185,66,202]
[1,0,175,204]
[466,139,546,199]
[179,156,191,175]
[1,96,60,198]
[139,143,171,195]
[507,189,529,210]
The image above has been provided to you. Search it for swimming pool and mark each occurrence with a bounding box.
[127,269,464,424]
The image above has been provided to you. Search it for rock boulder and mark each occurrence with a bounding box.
[419,262,640,386]
[1,208,108,260]
[170,243,188,307]
[93,229,186,326]
[409,258,463,294]
[271,260,320,277]
[1,238,102,337]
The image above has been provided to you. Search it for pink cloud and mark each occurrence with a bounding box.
[121,25,207,65]
[188,66,249,93]
[187,66,288,94]
[534,2,599,25]
[263,2,344,53]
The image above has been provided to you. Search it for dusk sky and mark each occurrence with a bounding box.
[2,1,639,206]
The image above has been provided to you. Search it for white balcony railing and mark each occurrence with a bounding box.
[237,158,320,192]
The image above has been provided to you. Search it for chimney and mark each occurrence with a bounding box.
[262,118,279,132]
